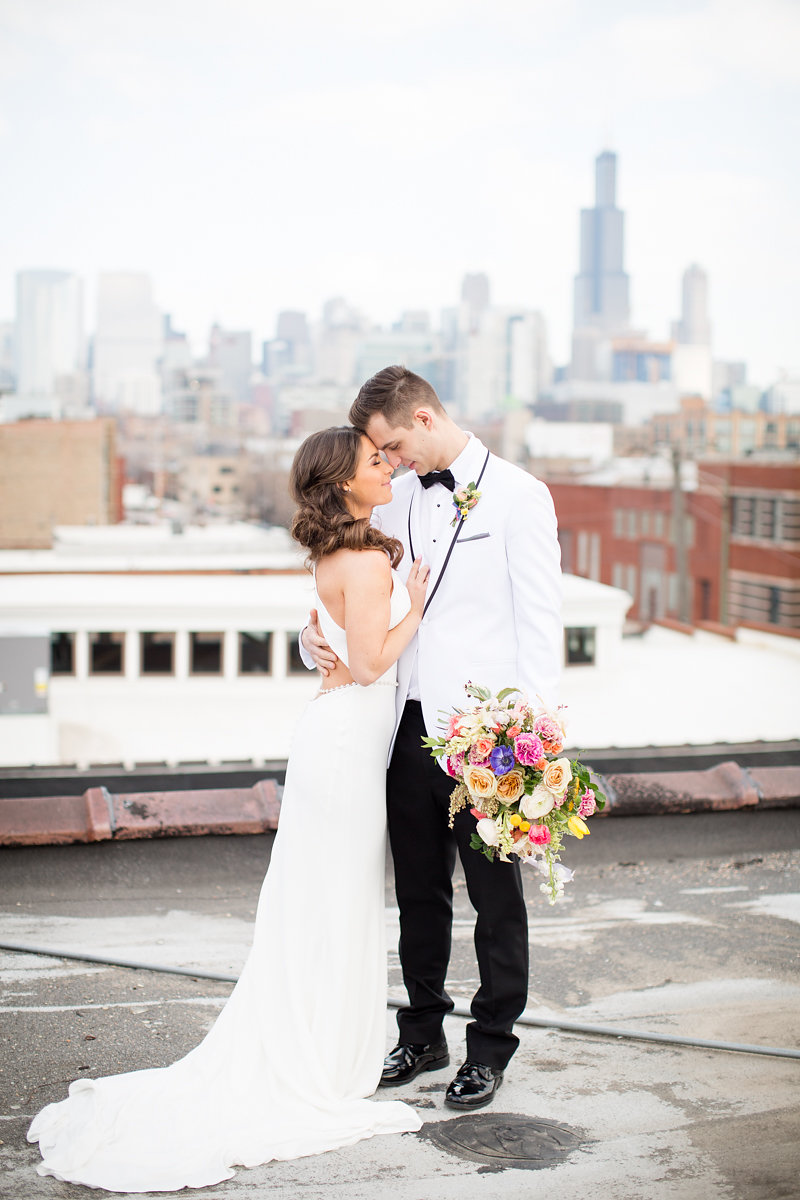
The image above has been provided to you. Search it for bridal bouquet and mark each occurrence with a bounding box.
[422,683,606,904]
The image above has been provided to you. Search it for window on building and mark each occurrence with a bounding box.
[626,510,637,539]
[640,511,650,536]
[141,632,175,675]
[558,529,574,573]
[565,627,596,666]
[219,466,234,475]
[781,498,800,542]
[613,509,625,538]
[612,563,624,590]
[89,631,125,675]
[626,565,637,602]
[589,531,601,581]
[653,510,665,538]
[700,579,712,621]
[755,498,776,540]
[212,485,222,494]
[50,632,75,675]
[769,587,781,625]
[731,495,755,537]
[577,530,588,575]
[287,633,307,675]
[190,632,223,674]
[239,631,272,675]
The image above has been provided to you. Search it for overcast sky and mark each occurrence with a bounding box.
[1,0,797,385]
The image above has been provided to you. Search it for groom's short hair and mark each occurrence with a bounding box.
[349,365,444,430]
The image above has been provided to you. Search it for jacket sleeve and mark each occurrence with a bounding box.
[506,473,563,709]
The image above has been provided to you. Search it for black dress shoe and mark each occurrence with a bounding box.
[379,1039,450,1087]
[444,1061,504,1109]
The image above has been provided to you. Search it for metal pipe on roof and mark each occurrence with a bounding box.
[2,940,798,1062]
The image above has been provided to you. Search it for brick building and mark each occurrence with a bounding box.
[650,396,800,458]
[0,419,123,549]
[548,460,800,633]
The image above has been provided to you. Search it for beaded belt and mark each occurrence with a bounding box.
[315,680,398,699]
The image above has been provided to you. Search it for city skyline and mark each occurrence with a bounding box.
[2,0,798,385]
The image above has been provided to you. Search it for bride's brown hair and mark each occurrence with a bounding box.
[289,426,403,568]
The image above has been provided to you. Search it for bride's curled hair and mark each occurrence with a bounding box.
[289,426,403,567]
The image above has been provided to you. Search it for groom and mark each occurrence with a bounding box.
[303,366,562,1109]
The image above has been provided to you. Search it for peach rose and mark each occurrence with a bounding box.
[463,764,498,801]
[495,769,525,805]
[473,734,497,758]
[543,757,572,796]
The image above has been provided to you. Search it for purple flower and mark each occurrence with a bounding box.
[513,733,545,767]
[489,745,515,776]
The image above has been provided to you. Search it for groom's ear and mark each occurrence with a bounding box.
[414,408,434,430]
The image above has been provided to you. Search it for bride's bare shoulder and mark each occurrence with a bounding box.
[320,548,391,589]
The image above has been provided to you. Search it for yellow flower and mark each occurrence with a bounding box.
[519,820,531,833]
[509,813,522,827]
[567,814,590,839]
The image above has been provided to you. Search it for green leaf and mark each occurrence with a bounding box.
[496,687,521,702]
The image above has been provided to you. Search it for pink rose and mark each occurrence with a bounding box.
[513,732,545,767]
[533,715,564,756]
[578,788,596,818]
[470,807,487,820]
[447,714,465,738]
[528,824,551,846]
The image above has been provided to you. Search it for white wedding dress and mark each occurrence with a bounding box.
[28,574,421,1192]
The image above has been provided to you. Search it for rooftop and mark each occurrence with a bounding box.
[0,521,304,574]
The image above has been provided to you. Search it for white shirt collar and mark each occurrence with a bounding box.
[447,433,487,486]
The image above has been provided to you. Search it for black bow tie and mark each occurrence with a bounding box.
[419,468,456,491]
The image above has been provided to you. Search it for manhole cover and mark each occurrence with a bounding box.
[419,1112,583,1170]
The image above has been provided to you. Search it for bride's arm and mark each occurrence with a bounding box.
[343,551,428,686]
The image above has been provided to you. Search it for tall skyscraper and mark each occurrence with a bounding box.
[671,263,712,399]
[461,273,490,334]
[93,272,162,414]
[672,263,711,345]
[208,324,253,407]
[571,151,630,380]
[13,269,85,418]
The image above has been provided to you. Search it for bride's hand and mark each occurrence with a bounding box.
[406,557,430,616]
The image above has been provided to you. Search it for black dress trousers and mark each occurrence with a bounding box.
[386,700,530,1070]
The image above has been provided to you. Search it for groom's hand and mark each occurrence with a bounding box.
[302,609,339,677]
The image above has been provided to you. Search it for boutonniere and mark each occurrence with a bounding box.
[451,481,481,527]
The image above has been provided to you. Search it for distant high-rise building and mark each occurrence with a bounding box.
[0,321,15,391]
[315,298,365,386]
[94,273,162,415]
[573,151,630,336]
[12,269,86,419]
[461,273,490,334]
[672,264,711,345]
[208,323,253,407]
[671,264,712,400]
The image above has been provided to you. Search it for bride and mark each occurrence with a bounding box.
[27,427,429,1193]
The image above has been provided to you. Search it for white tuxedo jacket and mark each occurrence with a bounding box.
[376,440,563,760]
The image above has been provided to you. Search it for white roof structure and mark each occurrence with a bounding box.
[562,624,800,750]
[0,522,304,575]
